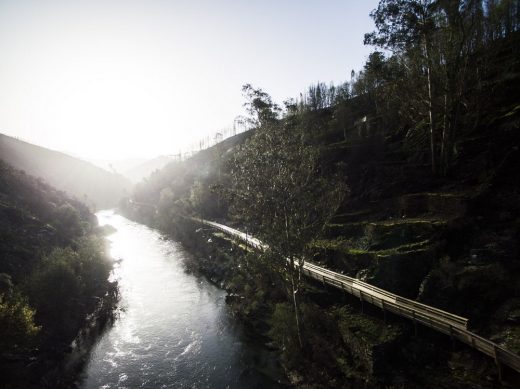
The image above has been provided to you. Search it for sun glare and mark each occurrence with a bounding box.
[0,0,377,161]
[0,1,245,160]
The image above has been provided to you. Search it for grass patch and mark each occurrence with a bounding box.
[312,238,433,257]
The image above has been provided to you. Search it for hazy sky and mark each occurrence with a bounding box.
[0,0,379,160]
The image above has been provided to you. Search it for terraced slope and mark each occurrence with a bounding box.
[310,191,468,299]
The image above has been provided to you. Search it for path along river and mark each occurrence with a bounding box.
[80,211,282,389]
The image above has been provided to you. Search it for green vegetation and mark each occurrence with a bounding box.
[26,237,112,343]
[0,160,116,388]
[229,85,346,346]
[0,292,40,352]
[312,238,432,256]
[363,0,520,176]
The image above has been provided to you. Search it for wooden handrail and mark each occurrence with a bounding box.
[190,217,520,373]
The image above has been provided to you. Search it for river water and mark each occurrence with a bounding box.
[80,211,282,389]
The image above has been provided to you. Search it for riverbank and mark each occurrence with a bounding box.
[0,273,118,389]
[0,161,121,389]
[159,216,292,386]
[161,216,381,387]
[161,215,520,388]
[42,284,118,388]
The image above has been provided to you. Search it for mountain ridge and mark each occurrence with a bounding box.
[0,133,131,208]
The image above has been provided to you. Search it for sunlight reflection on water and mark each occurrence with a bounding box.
[80,211,279,389]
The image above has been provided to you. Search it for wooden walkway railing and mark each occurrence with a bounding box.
[191,217,520,376]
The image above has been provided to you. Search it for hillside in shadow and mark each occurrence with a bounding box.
[0,134,131,208]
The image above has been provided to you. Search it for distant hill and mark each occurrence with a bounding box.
[122,155,174,183]
[86,156,175,183]
[87,157,147,176]
[0,133,131,208]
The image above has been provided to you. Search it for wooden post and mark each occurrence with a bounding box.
[360,291,364,313]
[412,310,418,336]
[449,325,455,350]
[382,300,387,323]
[494,345,503,382]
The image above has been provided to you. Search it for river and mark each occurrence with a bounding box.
[80,211,283,388]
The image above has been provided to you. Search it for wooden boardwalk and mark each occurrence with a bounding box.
[192,217,520,376]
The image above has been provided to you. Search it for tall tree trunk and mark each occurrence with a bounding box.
[285,214,303,349]
[290,266,303,349]
[424,40,437,174]
[441,91,448,175]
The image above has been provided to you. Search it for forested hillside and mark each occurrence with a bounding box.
[122,1,520,386]
[0,160,116,388]
[122,155,174,183]
[0,133,131,208]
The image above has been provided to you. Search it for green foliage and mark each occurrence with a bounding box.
[189,180,217,217]
[53,203,84,240]
[27,248,83,335]
[26,236,111,341]
[268,303,298,354]
[362,0,520,174]
[228,87,348,350]
[364,0,437,51]
[0,293,40,352]
[268,301,361,384]
[230,106,346,256]
[0,158,116,387]
[230,113,345,262]
[76,236,112,297]
[226,250,284,320]
[304,82,339,110]
[242,84,281,127]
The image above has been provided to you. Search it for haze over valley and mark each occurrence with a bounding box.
[1,1,519,388]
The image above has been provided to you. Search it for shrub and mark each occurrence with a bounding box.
[0,293,40,352]
[26,237,111,342]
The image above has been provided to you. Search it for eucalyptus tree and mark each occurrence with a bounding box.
[241,83,281,127]
[365,0,440,172]
[229,86,345,347]
[364,0,510,175]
